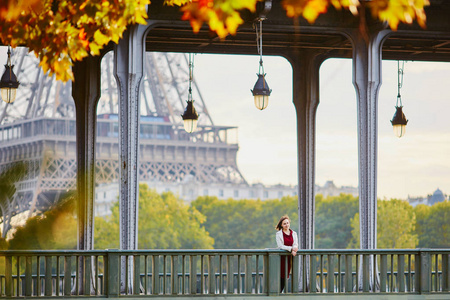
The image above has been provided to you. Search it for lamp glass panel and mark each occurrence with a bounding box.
[183,119,198,133]
[254,95,269,110]
[1,87,16,104]
[393,124,406,138]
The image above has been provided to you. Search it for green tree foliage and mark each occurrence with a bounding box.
[8,193,77,250]
[191,195,298,249]
[415,201,450,248]
[348,199,418,249]
[315,193,359,249]
[94,203,120,250]
[94,184,214,249]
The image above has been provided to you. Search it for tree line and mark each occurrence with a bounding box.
[1,183,448,250]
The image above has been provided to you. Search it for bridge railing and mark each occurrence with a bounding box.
[0,117,238,146]
[0,249,448,297]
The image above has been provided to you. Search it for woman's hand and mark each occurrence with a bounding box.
[292,246,298,256]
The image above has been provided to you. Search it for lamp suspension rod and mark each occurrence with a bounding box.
[7,46,13,79]
[7,46,11,66]
[256,20,264,75]
[397,60,404,107]
[188,53,194,102]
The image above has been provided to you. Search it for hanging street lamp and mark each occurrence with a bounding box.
[182,100,198,133]
[251,18,271,110]
[0,46,20,104]
[181,53,199,133]
[390,61,408,138]
[391,106,408,138]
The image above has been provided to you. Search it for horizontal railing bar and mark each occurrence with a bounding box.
[3,270,440,279]
[2,249,448,255]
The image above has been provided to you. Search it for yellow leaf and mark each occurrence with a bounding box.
[208,12,228,38]
[226,0,257,11]
[90,42,102,56]
[224,11,243,35]
[282,0,308,18]
[135,13,147,25]
[165,0,189,6]
[303,0,328,23]
[93,29,109,46]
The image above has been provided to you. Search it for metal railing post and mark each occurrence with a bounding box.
[362,254,369,292]
[106,250,120,297]
[45,256,52,296]
[310,254,317,293]
[5,255,12,297]
[64,256,72,296]
[328,254,335,293]
[292,254,299,293]
[398,254,405,292]
[443,253,449,292]
[209,255,216,294]
[245,255,251,294]
[345,254,352,293]
[84,255,92,295]
[380,254,387,292]
[171,255,179,295]
[133,255,140,295]
[25,256,32,296]
[189,255,197,294]
[268,252,280,296]
[420,250,431,293]
[153,255,160,295]
[227,255,233,294]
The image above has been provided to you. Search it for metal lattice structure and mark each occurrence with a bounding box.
[0,49,247,225]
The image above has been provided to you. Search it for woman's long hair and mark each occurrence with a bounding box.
[275,215,290,231]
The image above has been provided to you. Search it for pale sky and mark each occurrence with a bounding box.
[193,54,450,200]
[2,46,449,200]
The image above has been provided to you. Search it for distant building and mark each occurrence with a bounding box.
[95,179,359,217]
[408,188,448,207]
[315,180,359,198]
[407,196,428,207]
[428,188,446,206]
[94,180,298,217]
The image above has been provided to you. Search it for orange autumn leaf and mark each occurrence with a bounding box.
[0,0,149,81]
[181,0,256,38]
[303,0,329,22]
[282,0,354,22]
[367,0,429,30]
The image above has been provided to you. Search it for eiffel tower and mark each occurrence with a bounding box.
[0,48,247,230]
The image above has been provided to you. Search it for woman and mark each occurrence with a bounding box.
[275,215,298,292]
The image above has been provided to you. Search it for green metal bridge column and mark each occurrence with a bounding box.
[73,53,102,295]
[288,49,330,291]
[73,54,102,253]
[348,27,391,291]
[114,21,154,293]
